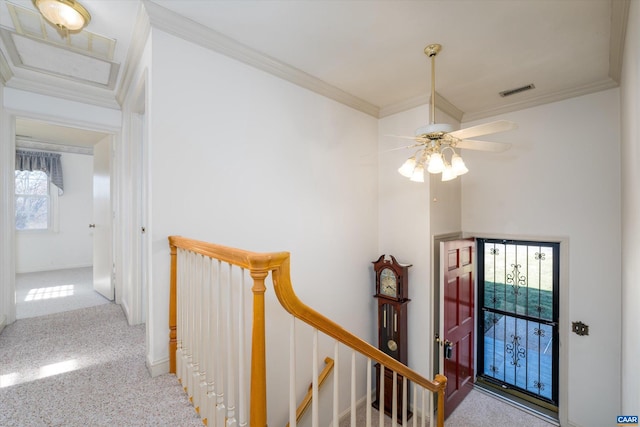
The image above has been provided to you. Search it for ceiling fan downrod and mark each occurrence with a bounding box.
[424,44,441,126]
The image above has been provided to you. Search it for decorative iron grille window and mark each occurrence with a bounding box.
[477,239,559,410]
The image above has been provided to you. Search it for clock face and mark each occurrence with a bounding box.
[380,268,397,298]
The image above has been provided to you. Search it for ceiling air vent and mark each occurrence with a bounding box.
[499,83,535,97]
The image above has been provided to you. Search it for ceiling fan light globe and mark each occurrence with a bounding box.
[451,154,469,175]
[398,157,417,178]
[427,153,445,174]
[409,164,425,182]
[441,165,457,181]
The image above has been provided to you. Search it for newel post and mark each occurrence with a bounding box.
[169,242,178,374]
[249,268,269,427]
[435,373,447,427]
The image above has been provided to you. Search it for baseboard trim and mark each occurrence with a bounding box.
[0,314,6,334]
[146,356,170,377]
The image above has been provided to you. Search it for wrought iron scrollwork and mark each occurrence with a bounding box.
[506,263,527,296]
[505,334,526,367]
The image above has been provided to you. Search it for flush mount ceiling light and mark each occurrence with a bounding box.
[394,44,517,182]
[32,0,91,32]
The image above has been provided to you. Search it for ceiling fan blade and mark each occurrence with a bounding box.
[380,143,422,153]
[385,134,425,141]
[455,139,512,152]
[448,120,517,140]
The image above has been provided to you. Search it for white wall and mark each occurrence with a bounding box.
[620,0,640,415]
[462,88,621,426]
[147,29,378,425]
[16,152,93,273]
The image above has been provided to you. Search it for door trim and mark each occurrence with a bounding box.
[2,110,120,326]
[432,233,463,381]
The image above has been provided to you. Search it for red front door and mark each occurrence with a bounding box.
[442,239,475,418]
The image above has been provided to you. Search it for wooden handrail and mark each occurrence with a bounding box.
[286,357,334,427]
[270,256,447,392]
[168,236,446,427]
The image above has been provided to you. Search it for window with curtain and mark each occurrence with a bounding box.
[15,150,64,231]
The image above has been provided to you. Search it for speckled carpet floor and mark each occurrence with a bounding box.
[0,303,203,427]
[15,267,110,319]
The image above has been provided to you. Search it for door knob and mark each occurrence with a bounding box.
[89,224,96,228]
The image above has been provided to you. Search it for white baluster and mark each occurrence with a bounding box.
[379,365,384,427]
[350,351,356,427]
[402,374,408,426]
[185,251,194,398]
[192,254,201,412]
[226,263,237,427]
[412,384,418,427]
[289,316,297,427]
[199,255,210,424]
[238,269,247,427]
[312,329,319,427]
[182,250,190,391]
[176,249,183,384]
[422,387,427,427]
[366,358,372,427]
[215,260,226,427]
[392,371,398,427]
[333,341,339,427]
[207,258,218,424]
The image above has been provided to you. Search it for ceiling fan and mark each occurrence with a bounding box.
[395,44,517,182]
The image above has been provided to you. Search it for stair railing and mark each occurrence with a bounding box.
[168,236,446,427]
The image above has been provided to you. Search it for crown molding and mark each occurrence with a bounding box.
[116,2,151,107]
[379,91,464,123]
[379,94,428,119]
[432,93,464,122]
[609,0,630,84]
[461,77,619,123]
[141,0,380,118]
[5,74,120,110]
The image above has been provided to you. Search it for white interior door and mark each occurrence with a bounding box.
[93,137,113,300]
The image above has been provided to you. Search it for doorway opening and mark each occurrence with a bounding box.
[476,238,559,418]
[11,116,115,319]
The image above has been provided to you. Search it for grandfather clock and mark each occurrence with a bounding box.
[371,254,412,421]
